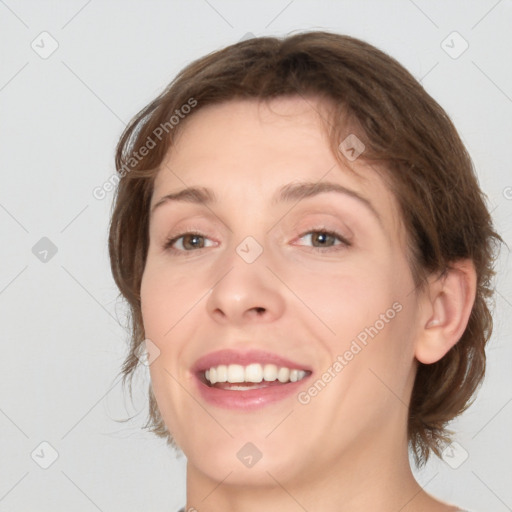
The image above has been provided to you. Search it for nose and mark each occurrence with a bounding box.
[205,253,286,327]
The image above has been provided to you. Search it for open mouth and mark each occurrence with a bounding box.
[191,349,314,409]
[199,363,312,391]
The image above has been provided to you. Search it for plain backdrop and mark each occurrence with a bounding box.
[0,1,511,511]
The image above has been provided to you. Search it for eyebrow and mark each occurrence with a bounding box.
[150,181,382,225]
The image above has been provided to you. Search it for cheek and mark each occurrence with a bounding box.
[296,255,416,382]
[140,263,204,445]
[285,259,397,341]
[140,260,205,339]
[320,267,418,396]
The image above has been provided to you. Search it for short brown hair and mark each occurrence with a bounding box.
[108,31,502,465]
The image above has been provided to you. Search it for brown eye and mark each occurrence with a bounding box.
[181,234,205,250]
[164,232,213,252]
[310,232,337,247]
[296,229,351,252]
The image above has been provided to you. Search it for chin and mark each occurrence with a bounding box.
[181,434,306,486]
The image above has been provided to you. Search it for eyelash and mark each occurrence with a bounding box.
[163,227,351,254]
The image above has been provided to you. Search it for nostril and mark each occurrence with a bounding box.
[254,307,265,314]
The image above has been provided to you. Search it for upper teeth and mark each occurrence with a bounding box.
[205,364,307,384]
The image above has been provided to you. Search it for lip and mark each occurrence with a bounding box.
[191,348,313,411]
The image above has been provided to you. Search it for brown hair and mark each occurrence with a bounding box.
[108,31,502,466]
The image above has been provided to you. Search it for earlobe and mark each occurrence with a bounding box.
[415,259,477,365]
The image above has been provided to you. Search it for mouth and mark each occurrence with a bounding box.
[192,349,313,410]
[200,363,311,390]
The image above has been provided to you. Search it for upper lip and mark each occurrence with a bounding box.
[192,348,313,374]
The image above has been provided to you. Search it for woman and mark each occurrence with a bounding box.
[108,31,501,511]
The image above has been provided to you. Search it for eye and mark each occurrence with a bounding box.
[163,232,215,252]
[295,228,351,252]
[163,228,351,254]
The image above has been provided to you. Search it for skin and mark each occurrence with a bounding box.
[140,96,476,512]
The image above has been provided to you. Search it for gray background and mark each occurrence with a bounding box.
[0,1,511,511]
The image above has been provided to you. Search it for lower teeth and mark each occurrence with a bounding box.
[212,381,281,391]
[226,384,265,391]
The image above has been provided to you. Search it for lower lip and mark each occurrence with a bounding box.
[193,373,312,410]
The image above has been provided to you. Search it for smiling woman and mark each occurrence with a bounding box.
[107,31,501,512]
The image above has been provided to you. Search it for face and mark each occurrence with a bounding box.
[141,97,423,487]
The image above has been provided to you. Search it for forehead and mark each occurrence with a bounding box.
[152,97,404,242]
[159,97,331,176]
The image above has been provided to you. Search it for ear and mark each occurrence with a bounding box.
[415,259,477,365]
